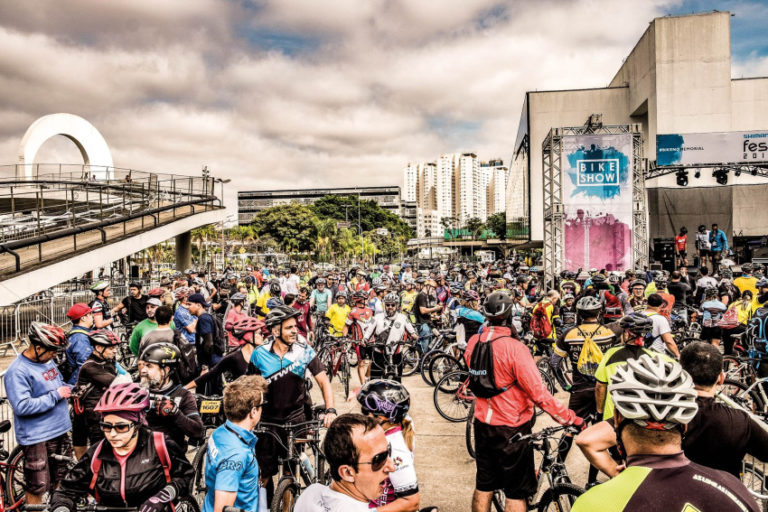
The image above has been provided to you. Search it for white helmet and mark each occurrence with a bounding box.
[609,354,698,430]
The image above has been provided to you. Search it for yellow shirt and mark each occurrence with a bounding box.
[734,276,758,298]
[400,290,418,313]
[729,300,753,325]
[256,290,273,319]
[326,304,351,337]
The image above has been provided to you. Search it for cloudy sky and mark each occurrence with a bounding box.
[0,0,766,210]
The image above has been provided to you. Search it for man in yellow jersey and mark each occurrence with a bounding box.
[325,291,350,337]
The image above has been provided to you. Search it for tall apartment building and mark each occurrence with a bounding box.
[454,153,479,223]
[403,163,419,202]
[418,162,438,211]
[482,159,509,215]
[437,153,457,219]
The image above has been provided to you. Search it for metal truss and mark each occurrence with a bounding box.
[542,117,647,290]
[645,162,768,180]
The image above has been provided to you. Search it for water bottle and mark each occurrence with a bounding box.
[299,452,316,481]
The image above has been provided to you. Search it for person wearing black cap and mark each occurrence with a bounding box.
[187,293,218,368]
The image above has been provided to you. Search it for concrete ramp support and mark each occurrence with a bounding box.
[175,231,192,272]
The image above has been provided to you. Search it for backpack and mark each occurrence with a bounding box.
[210,314,228,356]
[90,431,170,500]
[467,334,510,399]
[59,327,90,382]
[530,302,552,339]
[171,330,200,383]
[717,306,740,330]
[747,307,768,348]
[575,326,605,377]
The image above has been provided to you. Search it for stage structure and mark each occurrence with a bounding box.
[542,116,647,290]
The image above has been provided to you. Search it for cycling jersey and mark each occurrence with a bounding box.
[674,234,687,252]
[346,306,375,341]
[249,339,324,420]
[734,276,758,297]
[595,344,674,421]
[368,312,416,346]
[325,303,350,336]
[310,288,332,313]
[89,297,112,324]
[400,290,418,313]
[554,322,617,391]
[203,420,260,512]
[295,484,369,511]
[572,452,759,512]
[369,427,418,508]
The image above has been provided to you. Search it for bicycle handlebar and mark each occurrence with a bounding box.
[511,424,579,442]
[24,507,137,512]
[257,419,323,430]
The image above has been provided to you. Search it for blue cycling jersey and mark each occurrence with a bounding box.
[203,420,260,512]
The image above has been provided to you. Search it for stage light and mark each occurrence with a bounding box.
[694,170,701,178]
[676,170,688,186]
[735,169,741,177]
[751,168,758,176]
[713,168,728,185]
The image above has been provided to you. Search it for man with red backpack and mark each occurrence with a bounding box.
[464,292,583,512]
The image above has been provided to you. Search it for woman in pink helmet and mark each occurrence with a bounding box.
[50,383,194,512]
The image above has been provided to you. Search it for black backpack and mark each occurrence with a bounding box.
[171,330,200,383]
[467,334,510,399]
[210,314,228,356]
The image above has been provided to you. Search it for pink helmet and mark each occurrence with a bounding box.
[94,383,149,414]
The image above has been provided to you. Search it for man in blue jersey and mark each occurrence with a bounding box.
[203,375,268,512]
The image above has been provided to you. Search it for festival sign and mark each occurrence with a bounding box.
[562,134,633,272]
[657,130,768,166]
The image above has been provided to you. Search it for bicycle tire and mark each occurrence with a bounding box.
[537,482,584,512]
[341,358,351,399]
[466,401,476,459]
[433,371,473,422]
[189,439,209,508]
[420,350,441,386]
[401,346,419,377]
[428,353,462,386]
[316,347,333,382]
[176,495,202,512]
[536,368,556,417]
[347,344,359,368]
[723,378,766,413]
[6,445,25,505]
[270,477,300,512]
[742,461,768,507]
[723,356,755,385]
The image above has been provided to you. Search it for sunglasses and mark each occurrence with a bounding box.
[100,421,135,433]
[358,444,391,472]
[253,399,268,409]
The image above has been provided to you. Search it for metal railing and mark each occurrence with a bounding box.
[0,164,224,275]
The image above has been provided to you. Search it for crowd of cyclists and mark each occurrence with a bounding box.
[5,246,768,511]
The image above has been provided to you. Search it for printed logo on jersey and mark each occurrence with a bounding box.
[42,368,59,381]
[682,504,701,512]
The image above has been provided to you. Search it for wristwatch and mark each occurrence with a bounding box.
[325,408,337,415]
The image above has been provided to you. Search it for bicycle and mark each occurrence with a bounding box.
[316,337,353,398]
[24,497,199,512]
[0,417,26,512]
[255,415,330,512]
[369,340,416,381]
[188,395,227,507]
[419,329,458,386]
[488,425,584,512]
[432,370,475,423]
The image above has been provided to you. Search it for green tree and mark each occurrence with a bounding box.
[310,195,413,239]
[465,217,485,240]
[486,212,507,240]
[250,203,319,253]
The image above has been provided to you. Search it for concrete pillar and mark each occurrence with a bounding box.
[176,231,192,271]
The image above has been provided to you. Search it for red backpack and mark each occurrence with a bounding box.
[530,302,553,339]
[89,431,171,501]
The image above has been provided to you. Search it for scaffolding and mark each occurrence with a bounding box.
[542,118,647,290]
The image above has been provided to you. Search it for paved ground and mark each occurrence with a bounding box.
[313,370,591,512]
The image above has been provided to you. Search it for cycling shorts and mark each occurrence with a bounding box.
[474,419,537,499]
[568,387,598,420]
[22,433,72,495]
[678,250,687,259]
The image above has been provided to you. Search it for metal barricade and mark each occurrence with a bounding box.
[0,371,14,453]
[0,305,19,356]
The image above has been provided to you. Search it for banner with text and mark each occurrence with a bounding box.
[562,134,633,272]
[657,130,768,166]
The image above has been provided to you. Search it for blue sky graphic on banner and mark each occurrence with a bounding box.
[566,144,630,199]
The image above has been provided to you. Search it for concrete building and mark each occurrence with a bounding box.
[403,163,419,202]
[482,159,508,215]
[399,200,418,232]
[418,162,438,211]
[416,207,442,238]
[511,11,768,245]
[238,186,402,225]
[437,153,457,219]
[454,152,480,223]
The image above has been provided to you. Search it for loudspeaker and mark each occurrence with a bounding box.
[652,238,676,273]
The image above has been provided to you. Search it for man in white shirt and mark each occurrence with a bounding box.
[367,294,417,380]
[284,266,300,295]
[645,293,679,359]
[295,414,395,512]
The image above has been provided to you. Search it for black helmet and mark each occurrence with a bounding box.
[591,274,606,284]
[264,305,301,328]
[576,296,602,313]
[140,342,179,367]
[481,291,513,321]
[357,379,410,423]
[619,313,654,337]
[88,329,120,347]
[704,287,718,299]
[269,280,281,297]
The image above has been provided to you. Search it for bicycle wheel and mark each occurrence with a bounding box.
[401,345,419,377]
[346,343,359,368]
[340,358,351,398]
[175,495,201,512]
[536,369,556,417]
[316,347,333,382]
[420,350,441,386]
[429,354,462,386]
[722,379,765,413]
[433,371,473,422]
[537,483,584,512]
[723,356,755,385]
[270,477,300,512]
[742,460,768,507]
[5,445,25,505]
[466,401,476,459]
[189,439,209,508]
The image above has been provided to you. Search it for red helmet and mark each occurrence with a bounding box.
[88,329,120,347]
[462,290,480,302]
[232,316,265,336]
[147,287,164,298]
[28,322,68,351]
[94,383,149,414]
[174,287,190,301]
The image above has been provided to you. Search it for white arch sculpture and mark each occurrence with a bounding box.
[17,113,114,179]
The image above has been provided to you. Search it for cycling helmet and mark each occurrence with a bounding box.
[757,277,768,288]
[383,293,399,305]
[266,296,284,309]
[481,291,513,321]
[720,269,733,280]
[140,342,179,367]
[147,287,164,298]
[184,268,195,275]
[654,276,668,288]
[608,274,620,284]
[94,382,149,414]
[619,313,654,337]
[563,293,575,301]
[232,317,265,338]
[591,274,606,284]
[174,286,190,301]
[463,290,480,302]
[269,280,282,296]
[316,278,326,286]
[230,292,247,303]
[336,291,348,300]
[88,329,120,347]
[264,305,301,328]
[192,277,204,286]
[357,379,411,423]
[374,284,388,293]
[576,271,590,281]
[704,286,718,299]
[90,281,110,293]
[352,291,368,302]
[609,354,698,430]
[630,279,647,289]
[28,322,68,351]
[576,296,603,313]
[449,283,463,294]
[742,263,754,272]
[226,272,238,280]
